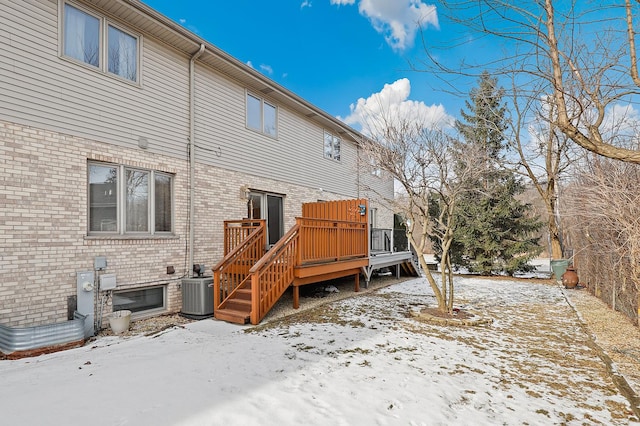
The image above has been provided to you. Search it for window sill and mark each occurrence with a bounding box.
[85,234,179,241]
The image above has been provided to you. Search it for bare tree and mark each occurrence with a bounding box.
[507,82,579,259]
[564,156,640,323]
[420,0,640,163]
[357,110,480,314]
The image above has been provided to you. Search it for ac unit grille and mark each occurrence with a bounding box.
[181,277,214,317]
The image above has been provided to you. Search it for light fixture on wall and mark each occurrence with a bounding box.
[138,136,148,149]
[241,185,251,200]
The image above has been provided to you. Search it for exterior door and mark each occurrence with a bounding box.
[247,192,284,246]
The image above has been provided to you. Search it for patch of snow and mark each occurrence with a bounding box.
[0,276,635,425]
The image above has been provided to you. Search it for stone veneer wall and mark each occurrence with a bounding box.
[0,120,356,327]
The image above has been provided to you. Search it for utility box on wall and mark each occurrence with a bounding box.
[181,277,214,318]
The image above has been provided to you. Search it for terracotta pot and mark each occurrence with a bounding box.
[561,267,579,289]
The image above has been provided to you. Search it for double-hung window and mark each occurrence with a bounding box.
[324,131,341,161]
[62,2,139,83]
[370,157,381,177]
[88,162,173,235]
[246,93,277,137]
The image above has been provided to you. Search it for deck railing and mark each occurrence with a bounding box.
[392,228,409,252]
[371,228,392,253]
[248,224,300,324]
[213,214,369,324]
[212,220,266,310]
[370,227,409,253]
[299,217,368,264]
[222,219,265,255]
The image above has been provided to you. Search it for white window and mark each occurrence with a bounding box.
[62,2,139,83]
[88,162,173,235]
[63,3,100,68]
[324,131,341,161]
[107,25,138,81]
[370,157,381,177]
[246,93,277,137]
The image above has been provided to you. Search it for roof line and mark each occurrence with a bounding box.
[123,0,363,142]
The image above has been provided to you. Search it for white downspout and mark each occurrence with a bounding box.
[189,44,205,277]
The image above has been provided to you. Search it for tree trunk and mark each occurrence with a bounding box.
[547,208,563,259]
[412,238,447,312]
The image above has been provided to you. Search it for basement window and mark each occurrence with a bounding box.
[113,286,166,316]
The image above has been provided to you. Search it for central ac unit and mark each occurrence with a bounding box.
[181,277,214,318]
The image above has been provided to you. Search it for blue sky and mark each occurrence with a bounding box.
[143,0,473,133]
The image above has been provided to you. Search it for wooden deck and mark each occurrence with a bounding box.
[212,199,419,325]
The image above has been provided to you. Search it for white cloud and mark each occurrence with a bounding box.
[246,62,275,77]
[260,64,274,75]
[340,78,453,138]
[301,0,312,9]
[601,103,640,146]
[177,18,200,35]
[531,97,640,150]
[331,0,438,51]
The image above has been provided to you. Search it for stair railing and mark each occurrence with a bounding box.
[248,222,300,324]
[212,220,266,310]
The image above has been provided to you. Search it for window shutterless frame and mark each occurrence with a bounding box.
[60,1,102,69]
[59,1,142,85]
[87,162,174,236]
[245,91,278,138]
[113,285,167,317]
[323,130,341,161]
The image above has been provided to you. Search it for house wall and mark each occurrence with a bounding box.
[0,0,378,200]
[0,0,191,157]
[0,0,396,327]
[194,66,362,197]
[0,119,360,327]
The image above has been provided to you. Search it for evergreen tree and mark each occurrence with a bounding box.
[451,72,542,275]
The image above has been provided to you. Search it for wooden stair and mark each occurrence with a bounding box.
[400,258,420,276]
[214,286,252,325]
[213,199,370,325]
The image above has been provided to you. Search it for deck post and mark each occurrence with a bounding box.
[354,273,360,293]
[293,285,299,309]
[213,270,220,309]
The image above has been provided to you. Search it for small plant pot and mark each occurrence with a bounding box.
[109,310,131,334]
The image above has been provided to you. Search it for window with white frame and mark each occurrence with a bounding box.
[62,2,139,82]
[370,157,381,177]
[88,162,173,235]
[246,93,277,137]
[324,131,341,161]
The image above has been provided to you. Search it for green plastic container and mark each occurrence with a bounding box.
[550,259,569,280]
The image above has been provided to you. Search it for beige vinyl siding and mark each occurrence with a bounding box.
[2,0,391,200]
[0,0,189,156]
[194,66,361,198]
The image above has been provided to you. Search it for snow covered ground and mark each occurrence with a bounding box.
[0,276,636,425]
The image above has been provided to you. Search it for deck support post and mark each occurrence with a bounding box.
[354,273,360,293]
[293,286,299,309]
